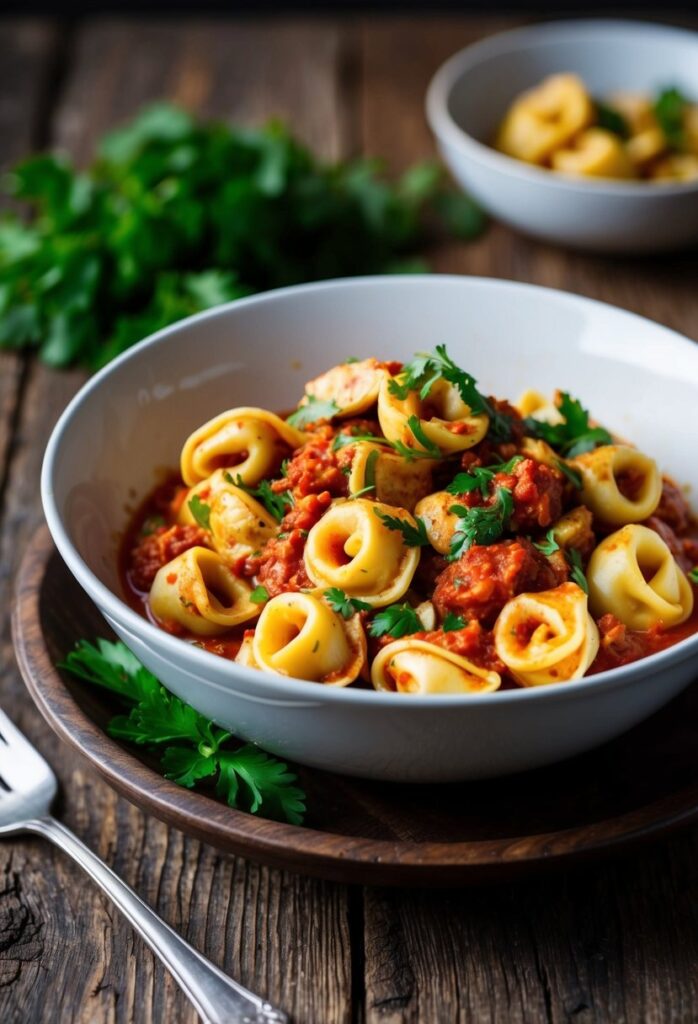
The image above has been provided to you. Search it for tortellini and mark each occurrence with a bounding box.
[178,469,277,560]
[496,73,593,164]
[252,592,366,685]
[180,408,306,486]
[572,445,661,525]
[551,129,634,179]
[303,358,389,417]
[303,498,420,606]
[516,389,563,425]
[587,524,694,630]
[348,441,435,511]
[378,374,488,455]
[493,582,599,687]
[371,639,501,694]
[149,547,259,636]
[414,491,459,555]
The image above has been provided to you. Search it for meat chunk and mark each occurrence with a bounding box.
[653,477,694,535]
[128,524,209,591]
[506,458,565,532]
[273,435,349,500]
[250,491,331,597]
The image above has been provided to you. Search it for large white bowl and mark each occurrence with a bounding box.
[41,276,698,781]
[426,20,698,252]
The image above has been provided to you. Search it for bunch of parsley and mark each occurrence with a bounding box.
[60,638,306,824]
[0,104,485,370]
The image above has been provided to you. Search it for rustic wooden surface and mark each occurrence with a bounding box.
[0,14,697,1024]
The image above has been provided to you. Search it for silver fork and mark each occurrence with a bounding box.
[0,707,289,1024]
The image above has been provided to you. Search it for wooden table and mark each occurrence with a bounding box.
[1,15,698,1023]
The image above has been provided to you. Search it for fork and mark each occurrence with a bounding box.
[0,707,289,1024]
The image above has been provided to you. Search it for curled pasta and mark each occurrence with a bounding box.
[493,582,599,686]
[496,74,593,164]
[378,375,488,455]
[587,524,694,630]
[180,408,306,487]
[414,491,459,555]
[516,390,563,425]
[551,128,634,179]
[348,441,435,511]
[303,498,420,606]
[303,358,389,417]
[149,547,259,636]
[179,469,277,560]
[252,591,366,685]
[371,639,501,694]
[572,445,661,525]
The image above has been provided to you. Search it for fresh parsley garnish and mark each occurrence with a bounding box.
[332,426,437,463]
[250,585,270,604]
[351,448,380,498]
[567,548,589,594]
[287,394,340,428]
[446,455,523,498]
[442,611,467,632]
[374,508,431,547]
[689,567,698,585]
[524,392,612,458]
[368,603,422,638]
[448,487,514,559]
[324,588,372,619]
[224,472,293,523]
[60,639,305,823]
[188,495,211,530]
[555,458,583,489]
[595,100,629,138]
[139,514,166,536]
[654,87,689,150]
[533,528,560,557]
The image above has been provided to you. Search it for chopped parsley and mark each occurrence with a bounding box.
[368,603,422,639]
[448,487,514,559]
[225,472,292,523]
[250,585,270,604]
[324,588,372,619]
[442,611,467,632]
[654,87,689,150]
[287,394,340,427]
[595,100,629,138]
[555,458,583,489]
[567,548,588,594]
[139,514,166,536]
[374,508,431,547]
[524,392,612,458]
[446,455,523,498]
[688,567,698,585]
[352,448,380,498]
[533,528,560,557]
[188,495,211,530]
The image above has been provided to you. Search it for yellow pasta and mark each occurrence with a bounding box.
[494,582,599,687]
[180,407,306,487]
[178,468,277,560]
[348,441,435,511]
[371,639,501,694]
[149,547,259,636]
[572,445,661,525]
[378,374,488,455]
[303,358,389,417]
[496,74,594,164]
[252,591,366,685]
[587,524,694,630]
[414,490,460,555]
[303,498,420,606]
[515,389,563,424]
[551,129,635,179]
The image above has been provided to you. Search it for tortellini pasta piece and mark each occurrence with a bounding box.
[371,639,501,694]
[551,129,635,179]
[348,441,435,511]
[649,154,698,183]
[303,498,420,606]
[252,591,366,685]
[303,358,389,417]
[378,375,488,455]
[587,524,694,630]
[494,582,599,687]
[516,389,563,425]
[178,469,277,560]
[414,490,459,556]
[149,547,259,636]
[496,74,594,164]
[180,408,306,487]
[572,445,661,525]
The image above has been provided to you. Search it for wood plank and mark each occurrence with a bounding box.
[0,18,354,1024]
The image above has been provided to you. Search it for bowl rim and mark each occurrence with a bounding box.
[425,17,698,198]
[41,274,698,708]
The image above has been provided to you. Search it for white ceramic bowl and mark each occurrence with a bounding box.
[41,276,698,781]
[426,20,698,252]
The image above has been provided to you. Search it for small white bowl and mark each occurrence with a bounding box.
[41,276,698,781]
[426,20,698,252]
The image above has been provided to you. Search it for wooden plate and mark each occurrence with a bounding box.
[12,527,698,886]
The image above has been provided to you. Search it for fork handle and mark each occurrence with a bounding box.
[25,816,289,1024]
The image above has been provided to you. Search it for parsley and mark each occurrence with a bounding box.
[567,548,589,594]
[555,458,583,489]
[533,528,560,557]
[442,611,467,632]
[524,392,612,458]
[324,588,372,619]
[59,639,305,823]
[688,567,698,585]
[352,448,380,498]
[225,472,292,523]
[374,508,431,547]
[368,603,422,638]
[139,514,166,536]
[595,100,629,138]
[345,356,360,364]
[250,585,270,604]
[287,394,340,428]
[188,495,211,530]
[654,87,689,150]
[404,415,441,458]
[332,427,436,463]
[446,455,523,498]
[448,487,514,559]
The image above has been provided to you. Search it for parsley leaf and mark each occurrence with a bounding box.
[60,638,305,824]
[555,458,583,489]
[446,455,523,498]
[324,588,372,619]
[442,611,467,632]
[448,487,514,559]
[368,603,422,638]
[404,415,442,458]
[225,472,291,523]
[287,394,340,428]
[351,448,380,498]
[654,87,689,150]
[567,548,589,594]
[188,494,211,530]
[533,528,561,556]
[374,508,431,547]
[140,514,166,536]
[595,100,629,138]
[250,585,270,604]
[524,392,612,457]
[688,567,698,585]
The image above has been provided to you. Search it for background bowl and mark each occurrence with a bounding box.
[41,276,698,781]
[426,20,698,253]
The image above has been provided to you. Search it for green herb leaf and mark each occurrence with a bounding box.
[524,392,611,457]
[595,100,629,138]
[442,611,467,632]
[215,746,306,824]
[654,87,689,150]
[351,448,380,498]
[688,567,698,585]
[446,455,523,498]
[188,494,211,530]
[534,528,561,557]
[555,458,583,489]
[374,508,430,547]
[368,603,422,639]
[287,393,340,427]
[250,585,270,604]
[567,548,589,594]
[225,472,291,523]
[448,487,514,559]
[323,588,372,619]
[140,514,166,536]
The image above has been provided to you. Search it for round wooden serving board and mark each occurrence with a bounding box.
[12,527,698,886]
